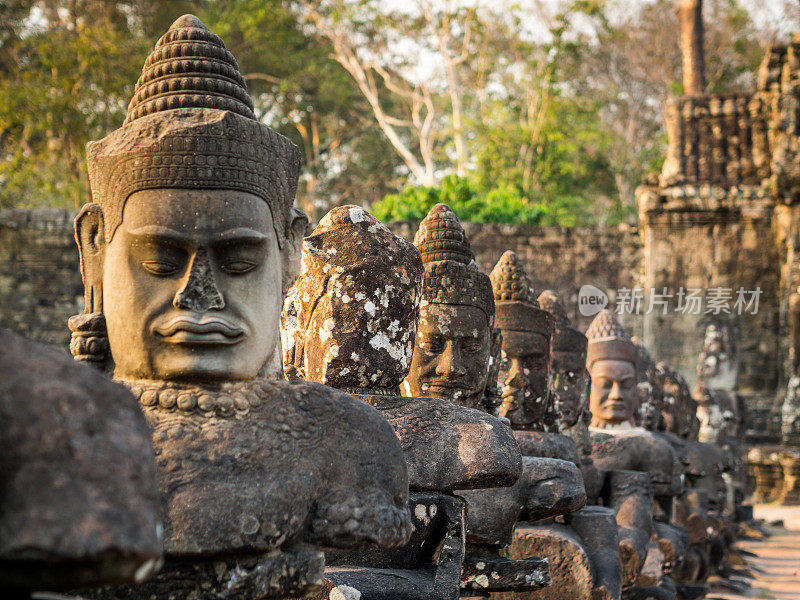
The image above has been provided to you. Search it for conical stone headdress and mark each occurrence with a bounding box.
[86,14,301,244]
[489,251,552,337]
[537,290,586,354]
[585,309,637,369]
[414,204,494,323]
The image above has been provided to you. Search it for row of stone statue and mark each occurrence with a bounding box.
[0,15,750,600]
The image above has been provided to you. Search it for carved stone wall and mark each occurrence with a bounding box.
[0,209,83,350]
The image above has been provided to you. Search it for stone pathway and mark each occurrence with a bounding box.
[710,507,800,600]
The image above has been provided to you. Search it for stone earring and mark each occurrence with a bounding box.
[68,312,109,369]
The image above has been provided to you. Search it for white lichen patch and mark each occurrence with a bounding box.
[364,300,377,317]
[330,585,362,600]
[414,503,431,525]
[348,206,368,223]
[476,561,486,570]
[369,332,408,367]
[323,344,339,365]
[319,318,335,343]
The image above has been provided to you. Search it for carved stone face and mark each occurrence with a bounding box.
[404,302,491,408]
[589,359,638,427]
[97,189,283,382]
[550,351,589,428]
[498,330,549,427]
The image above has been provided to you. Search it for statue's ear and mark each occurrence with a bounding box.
[74,203,106,314]
[281,207,309,295]
[279,289,306,381]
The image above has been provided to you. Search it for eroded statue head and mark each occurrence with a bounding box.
[281,205,422,391]
[489,251,553,429]
[585,309,639,428]
[402,204,497,408]
[70,15,308,383]
[537,289,588,430]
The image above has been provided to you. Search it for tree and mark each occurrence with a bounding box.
[0,0,157,208]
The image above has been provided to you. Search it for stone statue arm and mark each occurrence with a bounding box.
[599,469,654,587]
[519,456,587,522]
[303,385,413,550]
[392,400,523,492]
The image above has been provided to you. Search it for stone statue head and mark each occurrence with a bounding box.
[659,362,699,439]
[585,309,639,428]
[70,15,308,384]
[281,205,422,391]
[488,251,553,429]
[631,337,664,430]
[696,323,738,391]
[537,290,588,431]
[403,204,498,408]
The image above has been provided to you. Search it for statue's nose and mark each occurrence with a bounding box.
[173,248,225,312]
[435,342,465,378]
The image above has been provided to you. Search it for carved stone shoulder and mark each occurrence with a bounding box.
[589,428,680,496]
[142,379,411,556]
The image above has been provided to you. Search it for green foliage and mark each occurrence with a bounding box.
[0,0,401,213]
[370,173,631,227]
[0,1,153,208]
[371,175,539,224]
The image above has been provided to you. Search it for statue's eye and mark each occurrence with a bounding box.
[221,260,257,274]
[420,339,444,353]
[595,377,612,389]
[463,340,482,353]
[141,261,179,275]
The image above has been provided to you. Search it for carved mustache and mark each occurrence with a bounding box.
[153,315,245,339]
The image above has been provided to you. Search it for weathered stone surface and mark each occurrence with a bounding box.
[602,470,654,587]
[460,548,549,593]
[357,393,522,491]
[513,431,580,463]
[567,506,623,600]
[282,205,421,389]
[88,552,325,600]
[127,379,411,556]
[0,327,161,591]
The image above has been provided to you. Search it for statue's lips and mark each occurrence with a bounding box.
[424,381,469,392]
[603,400,628,411]
[154,316,244,345]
